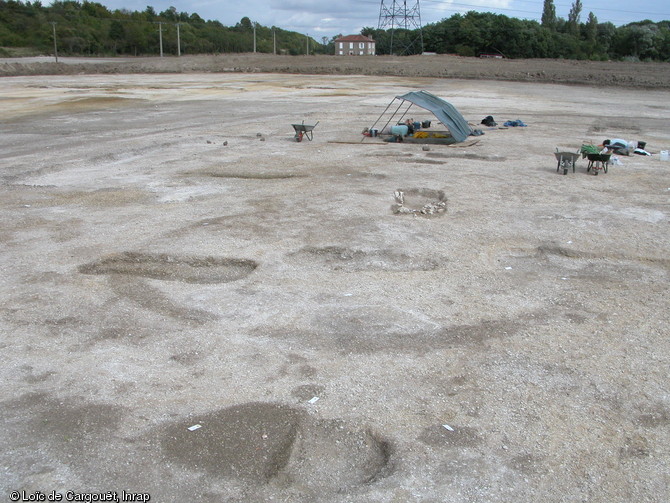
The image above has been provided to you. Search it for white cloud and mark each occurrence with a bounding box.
[49,0,670,38]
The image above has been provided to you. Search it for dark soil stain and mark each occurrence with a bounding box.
[418,425,482,448]
[79,252,258,284]
[506,453,543,474]
[1,393,124,455]
[636,403,670,427]
[537,244,670,268]
[264,316,520,355]
[427,152,506,161]
[405,158,446,165]
[441,320,520,347]
[346,170,388,179]
[290,246,441,272]
[156,402,393,491]
[620,435,651,458]
[169,350,204,365]
[160,402,301,481]
[190,168,307,180]
[108,276,217,324]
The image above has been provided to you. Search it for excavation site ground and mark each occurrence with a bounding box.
[1,59,670,502]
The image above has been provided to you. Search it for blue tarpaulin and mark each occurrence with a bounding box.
[395,90,472,143]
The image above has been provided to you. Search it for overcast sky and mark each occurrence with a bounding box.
[71,0,670,39]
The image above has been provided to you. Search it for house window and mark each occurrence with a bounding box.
[349,43,353,49]
[339,50,343,55]
[359,51,363,55]
[339,42,343,49]
[359,42,364,49]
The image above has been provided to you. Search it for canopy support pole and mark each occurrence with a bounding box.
[363,99,412,142]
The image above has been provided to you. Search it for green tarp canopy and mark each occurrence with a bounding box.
[395,90,472,143]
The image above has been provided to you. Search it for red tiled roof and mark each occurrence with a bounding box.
[334,35,375,42]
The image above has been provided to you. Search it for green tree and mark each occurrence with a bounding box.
[568,0,582,35]
[159,6,177,22]
[236,16,252,31]
[108,19,124,53]
[617,24,657,59]
[584,11,598,54]
[541,0,556,29]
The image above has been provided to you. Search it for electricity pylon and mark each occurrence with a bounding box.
[377,0,423,55]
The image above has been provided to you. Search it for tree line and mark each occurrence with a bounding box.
[1,0,669,61]
[361,0,669,60]
[0,0,320,57]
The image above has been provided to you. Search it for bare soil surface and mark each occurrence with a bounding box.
[1,67,669,502]
[2,53,670,88]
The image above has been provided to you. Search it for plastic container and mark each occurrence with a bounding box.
[391,125,409,136]
[661,150,669,161]
[370,128,378,137]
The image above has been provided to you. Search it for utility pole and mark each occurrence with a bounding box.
[273,28,276,55]
[158,22,163,57]
[253,22,256,53]
[306,33,309,55]
[176,23,181,56]
[51,22,58,63]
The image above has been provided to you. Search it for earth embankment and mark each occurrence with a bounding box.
[2,53,669,89]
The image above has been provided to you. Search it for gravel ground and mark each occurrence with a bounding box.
[1,69,669,502]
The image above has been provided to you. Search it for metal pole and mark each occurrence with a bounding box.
[176,23,181,56]
[364,97,396,140]
[273,28,276,55]
[158,22,163,57]
[306,33,309,55]
[253,22,256,53]
[51,22,58,63]
[381,99,408,135]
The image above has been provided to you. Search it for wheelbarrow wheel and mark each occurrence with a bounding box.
[295,131,303,142]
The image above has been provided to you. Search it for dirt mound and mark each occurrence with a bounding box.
[2,54,669,89]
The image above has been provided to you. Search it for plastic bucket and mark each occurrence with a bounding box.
[370,128,378,137]
[661,150,669,161]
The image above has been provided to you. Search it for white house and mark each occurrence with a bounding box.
[334,34,376,56]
